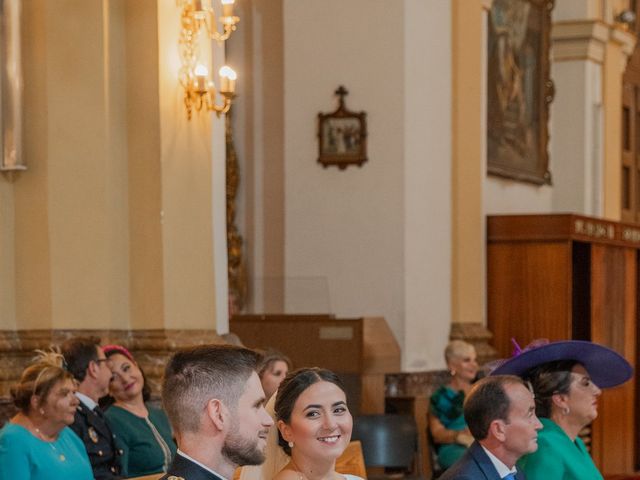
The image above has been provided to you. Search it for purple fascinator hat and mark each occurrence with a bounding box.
[490,339,632,389]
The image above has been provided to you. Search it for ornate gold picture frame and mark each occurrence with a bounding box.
[487,0,555,185]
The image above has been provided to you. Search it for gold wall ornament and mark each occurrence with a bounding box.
[225,107,247,312]
[177,0,239,119]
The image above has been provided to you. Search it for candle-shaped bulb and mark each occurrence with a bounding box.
[221,0,235,18]
[194,64,209,91]
[219,65,237,93]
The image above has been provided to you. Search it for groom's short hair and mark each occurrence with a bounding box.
[162,344,260,433]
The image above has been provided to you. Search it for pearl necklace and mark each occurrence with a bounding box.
[35,427,66,462]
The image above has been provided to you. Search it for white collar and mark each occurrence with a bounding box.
[75,392,98,411]
[480,445,517,478]
[177,449,228,480]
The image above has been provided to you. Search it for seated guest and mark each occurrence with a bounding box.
[0,349,94,480]
[492,339,633,480]
[62,336,122,479]
[103,344,177,477]
[429,340,478,469]
[440,375,542,480]
[273,368,363,480]
[257,348,292,401]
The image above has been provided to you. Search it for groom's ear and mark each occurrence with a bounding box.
[206,398,226,431]
[277,419,292,442]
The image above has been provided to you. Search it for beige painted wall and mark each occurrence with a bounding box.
[229,0,286,313]
[1,0,224,331]
[282,0,405,347]
[452,0,485,327]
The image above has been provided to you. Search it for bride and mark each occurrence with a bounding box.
[271,368,362,480]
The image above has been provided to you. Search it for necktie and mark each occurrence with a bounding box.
[503,473,516,480]
[93,406,104,419]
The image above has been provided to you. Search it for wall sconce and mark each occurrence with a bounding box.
[178,0,239,119]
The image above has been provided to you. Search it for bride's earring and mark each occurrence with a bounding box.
[288,441,294,449]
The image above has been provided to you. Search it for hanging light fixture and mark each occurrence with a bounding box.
[178,0,239,119]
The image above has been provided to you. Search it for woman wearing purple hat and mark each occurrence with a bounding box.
[491,340,632,480]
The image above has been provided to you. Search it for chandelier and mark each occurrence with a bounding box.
[178,0,239,119]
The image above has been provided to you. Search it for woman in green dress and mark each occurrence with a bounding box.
[491,340,632,480]
[428,340,478,470]
[103,344,177,478]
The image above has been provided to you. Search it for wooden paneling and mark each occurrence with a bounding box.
[231,315,364,374]
[487,241,572,356]
[230,315,400,416]
[487,214,640,475]
[590,246,636,473]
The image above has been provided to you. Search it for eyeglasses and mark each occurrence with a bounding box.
[94,359,108,366]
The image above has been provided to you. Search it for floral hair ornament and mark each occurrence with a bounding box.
[490,338,633,389]
[102,344,135,362]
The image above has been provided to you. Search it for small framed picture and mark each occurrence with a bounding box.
[317,86,367,169]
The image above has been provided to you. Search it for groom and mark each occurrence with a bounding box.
[160,345,274,480]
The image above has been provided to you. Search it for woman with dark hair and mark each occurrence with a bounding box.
[0,349,93,480]
[272,367,363,480]
[103,344,176,478]
[491,340,632,480]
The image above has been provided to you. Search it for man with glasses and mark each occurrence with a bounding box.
[62,336,122,480]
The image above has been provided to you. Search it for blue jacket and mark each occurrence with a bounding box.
[440,442,526,480]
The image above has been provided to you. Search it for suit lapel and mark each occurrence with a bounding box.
[468,442,504,480]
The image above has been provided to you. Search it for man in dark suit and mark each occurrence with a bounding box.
[160,345,274,480]
[441,375,542,480]
[62,336,122,480]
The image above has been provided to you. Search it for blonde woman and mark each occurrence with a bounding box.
[428,340,478,469]
[0,350,93,480]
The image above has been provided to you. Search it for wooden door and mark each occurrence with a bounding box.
[487,240,573,356]
[589,245,636,473]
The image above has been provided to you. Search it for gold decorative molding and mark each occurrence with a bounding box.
[552,20,609,63]
[610,26,636,59]
[225,107,247,312]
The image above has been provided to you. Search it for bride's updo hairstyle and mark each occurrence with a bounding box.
[11,349,73,413]
[274,367,346,455]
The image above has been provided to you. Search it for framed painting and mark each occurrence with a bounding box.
[487,0,555,185]
[317,86,367,169]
